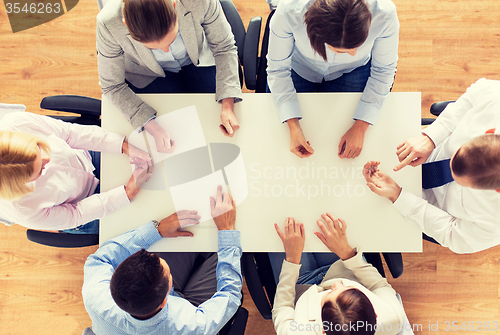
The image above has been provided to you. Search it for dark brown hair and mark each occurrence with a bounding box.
[304,0,371,61]
[123,0,177,43]
[110,249,169,317]
[451,134,500,190]
[321,288,377,335]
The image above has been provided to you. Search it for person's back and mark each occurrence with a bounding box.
[83,186,243,334]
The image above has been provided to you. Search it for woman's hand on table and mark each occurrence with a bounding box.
[274,217,305,264]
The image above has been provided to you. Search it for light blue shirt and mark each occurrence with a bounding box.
[151,31,192,73]
[267,0,399,124]
[82,222,242,335]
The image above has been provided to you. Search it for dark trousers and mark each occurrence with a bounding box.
[158,252,218,307]
[127,64,217,94]
[267,60,372,93]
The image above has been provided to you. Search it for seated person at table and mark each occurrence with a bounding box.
[267,0,399,159]
[0,112,151,234]
[271,215,404,334]
[362,78,500,254]
[82,186,242,335]
[97,0,243,150]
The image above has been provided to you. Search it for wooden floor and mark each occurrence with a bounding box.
[1,0,500,334]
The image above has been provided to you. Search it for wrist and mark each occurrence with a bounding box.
[122,141,129,155]
[287,118,301,132]
[422,132,436,150]
[353,119,370,131]
[221,98,235,112]
[389,186,402,203]
[339,248,356,261]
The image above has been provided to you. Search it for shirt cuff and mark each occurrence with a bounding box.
[393,188,420,217]
[218,230,241,249]
[217,96,243,104]
[353,101,379,125]
[422,123,449,148]
[279,100,303,123]
[99,133,126,153]
[140,115,156,133]
[341,248,365,269]
[138,221,163,245]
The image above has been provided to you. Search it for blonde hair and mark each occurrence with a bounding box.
[0,131,51,200]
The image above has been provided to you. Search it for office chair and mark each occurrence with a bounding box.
[24,95,101,248]
[422,100,454,125]
[218,0,263,90]
[81,307,249,335]
[242,251,404,320]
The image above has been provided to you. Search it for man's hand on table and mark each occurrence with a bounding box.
[394,134,435,171]
[338,120,369,159]
[287,118,314,158]
[144,119,176,153]
[363,161,402,203]
[274,217,305,265]
[158,210,200,238]
[315,213,355,261]
[210,185,236,230]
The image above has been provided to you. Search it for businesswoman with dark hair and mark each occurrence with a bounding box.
[271,214,405,335]
[267,0,399,160]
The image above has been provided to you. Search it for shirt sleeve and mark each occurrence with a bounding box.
[23,185,130,230]
[271,260,302,335]
[82,222,163,315]
[193,230,243,335]
[393,188,497,254]
[353,8,399,125]
[96,15,158,129]
[423,78,484,146]
[9,112,125,153]
[266,6,303,123]
[201,0,243,103]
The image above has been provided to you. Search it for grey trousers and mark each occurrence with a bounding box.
[157,252,218,307]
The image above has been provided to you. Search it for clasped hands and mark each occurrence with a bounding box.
[274,214,356,264]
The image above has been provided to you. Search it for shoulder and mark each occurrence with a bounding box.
[0,112,44,131]
[367,0,398,22]
[97,0,123,28]
[276,0,312,16]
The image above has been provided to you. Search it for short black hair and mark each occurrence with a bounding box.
[321,288,377,335]
[110,249,169,316]
[304,0,372,61]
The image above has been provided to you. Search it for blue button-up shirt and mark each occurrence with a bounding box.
[267,0,399,124]
[151,31,192,73]
[82,222,242,335]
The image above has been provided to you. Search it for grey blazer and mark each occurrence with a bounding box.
[97,0,242,129]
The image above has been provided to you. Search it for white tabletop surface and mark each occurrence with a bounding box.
[101,92,422,252]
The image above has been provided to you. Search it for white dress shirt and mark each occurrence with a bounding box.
[0,112,129,230]
[267,0,399,124]
[393,78,500,254]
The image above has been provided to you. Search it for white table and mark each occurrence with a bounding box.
[101,92,422,252]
